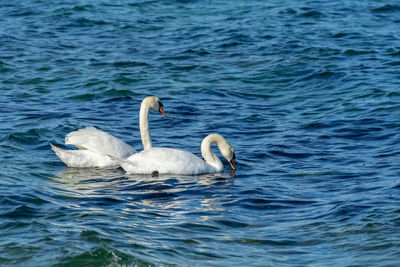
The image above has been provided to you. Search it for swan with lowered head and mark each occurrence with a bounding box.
[117,133,236,175]
[50,96,167,168]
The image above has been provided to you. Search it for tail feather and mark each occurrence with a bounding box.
[50,143,77,166]
[50,143,67,156]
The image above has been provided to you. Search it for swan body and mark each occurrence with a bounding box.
[51,96,166,168]
[119,134,236,175]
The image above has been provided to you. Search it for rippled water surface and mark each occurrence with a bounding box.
[1,0,400,266]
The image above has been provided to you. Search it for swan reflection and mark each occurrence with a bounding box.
[51,167,234,219]
[52,167,233,193]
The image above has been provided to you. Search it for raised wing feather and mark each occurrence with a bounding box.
[65,127,136,158]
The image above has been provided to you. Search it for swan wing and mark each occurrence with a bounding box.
[65,127,136,158]
[122,147,215,175]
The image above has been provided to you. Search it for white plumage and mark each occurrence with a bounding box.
[65,126,135,158]
[51,96,166,168]
[118,134,236,175]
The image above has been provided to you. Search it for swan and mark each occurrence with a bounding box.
[50,96,167,168]
[116,133,236,175]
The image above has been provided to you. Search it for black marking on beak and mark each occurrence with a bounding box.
[229,153,236,170]
[158,101,167,118]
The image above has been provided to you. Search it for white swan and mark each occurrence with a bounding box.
[50,96,167,168]
[117,133,236,175]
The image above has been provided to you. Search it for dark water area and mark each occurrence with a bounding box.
[1,0,400,265]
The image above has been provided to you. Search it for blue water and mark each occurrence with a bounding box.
[1,0,400,265]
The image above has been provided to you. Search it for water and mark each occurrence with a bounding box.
[1,0,400,265]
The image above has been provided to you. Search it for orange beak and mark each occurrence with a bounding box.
[229,153,236,170]
[158,106,167,118]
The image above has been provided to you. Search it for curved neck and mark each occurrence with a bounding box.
[201,134,224,172]
[140,102,152,150]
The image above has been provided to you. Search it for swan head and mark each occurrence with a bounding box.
[143,96,167,117]
[221,142,236,171]
[202,133,237,172]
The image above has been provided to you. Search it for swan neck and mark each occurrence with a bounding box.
[201,135,224,172]
[140,103,152,150]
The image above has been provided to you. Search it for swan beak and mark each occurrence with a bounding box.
[229,153,236,170]
[158,105,167,118]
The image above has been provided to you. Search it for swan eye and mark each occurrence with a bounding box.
[158,101,163,109]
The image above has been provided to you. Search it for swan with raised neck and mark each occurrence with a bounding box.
[140,96,166,150]
[50,96,167,167]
